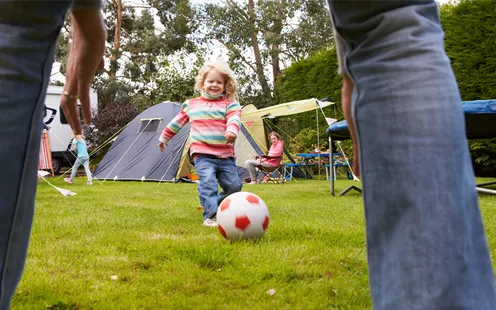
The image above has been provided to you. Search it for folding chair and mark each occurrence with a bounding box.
[256,155,285,184]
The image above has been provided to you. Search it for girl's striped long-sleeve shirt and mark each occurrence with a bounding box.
[159,96,242,158]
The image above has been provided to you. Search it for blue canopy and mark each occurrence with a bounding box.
[327,100,496,140]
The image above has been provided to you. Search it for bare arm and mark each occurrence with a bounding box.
[342,74,360,177]
[61,5,107,135]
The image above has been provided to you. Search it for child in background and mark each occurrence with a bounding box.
[64,135,93,185]
[157,60,243,227]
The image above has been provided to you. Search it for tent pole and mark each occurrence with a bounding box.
[329,135,334,196]
[316,106,321,179]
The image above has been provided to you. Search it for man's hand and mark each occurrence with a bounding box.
[342,75,360,177]
[61,8,106,135]
[158,142,165,152]
[225,132,237,144]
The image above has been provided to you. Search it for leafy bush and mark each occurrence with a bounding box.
[273,47,345,161]
[286,128,319,154]
[274,0,496,175]
[84,104,139,162]
[440,0,496,175]
[470,139,496,176]
[274,47,343,140]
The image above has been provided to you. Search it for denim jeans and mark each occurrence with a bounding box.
[0,2,71,308]
[69,157,93,183]
[328,1,496,309]
[194,155,243,220]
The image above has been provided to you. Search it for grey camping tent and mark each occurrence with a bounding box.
[93,101,292,182]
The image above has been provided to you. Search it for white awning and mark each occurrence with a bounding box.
[241,98,334,122]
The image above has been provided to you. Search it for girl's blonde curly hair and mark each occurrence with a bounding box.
[194,59,238,101]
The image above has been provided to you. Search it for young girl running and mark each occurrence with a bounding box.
[158,60,243,226]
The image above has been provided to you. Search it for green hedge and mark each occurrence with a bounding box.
[273,0,496,174]
[273,47,343,154]
[440,0,496,173]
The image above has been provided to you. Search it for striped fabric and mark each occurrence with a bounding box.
[38,129,54,175]
[160,97,242,158]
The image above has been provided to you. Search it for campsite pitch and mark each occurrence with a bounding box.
[12,178,496,309]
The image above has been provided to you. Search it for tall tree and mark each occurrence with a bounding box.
[109,0,123,79]
[273,0,496,173]
[53,0,197,148]
[198,0,333,107]
[54,0,196,108]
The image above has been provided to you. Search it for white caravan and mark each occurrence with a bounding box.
[43,85,98,174]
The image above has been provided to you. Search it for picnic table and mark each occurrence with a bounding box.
[295,153,330,178]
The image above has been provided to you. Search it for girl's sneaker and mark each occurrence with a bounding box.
[203,218,218,227]
[87,181,93,185]
[64,178,72,184]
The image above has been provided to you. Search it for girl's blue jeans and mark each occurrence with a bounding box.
[194,155,242,220]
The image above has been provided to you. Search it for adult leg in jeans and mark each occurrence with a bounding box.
[328,1,496,309]
[0,2,71,308]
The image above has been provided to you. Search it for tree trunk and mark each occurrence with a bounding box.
[106,0,123,109]
[109,0,122,79]
[248,0,272,100]
[271,0,284,85]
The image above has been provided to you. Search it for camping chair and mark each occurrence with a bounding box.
[256,155,284,184]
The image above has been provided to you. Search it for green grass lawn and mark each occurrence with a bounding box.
[11,177,496,309]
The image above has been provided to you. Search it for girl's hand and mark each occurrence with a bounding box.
[158,142,165,152]
[225,132,237,144]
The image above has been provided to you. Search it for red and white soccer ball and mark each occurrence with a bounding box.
[217,192,270,240]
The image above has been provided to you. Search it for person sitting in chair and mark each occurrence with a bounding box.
[244,131,284,184]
